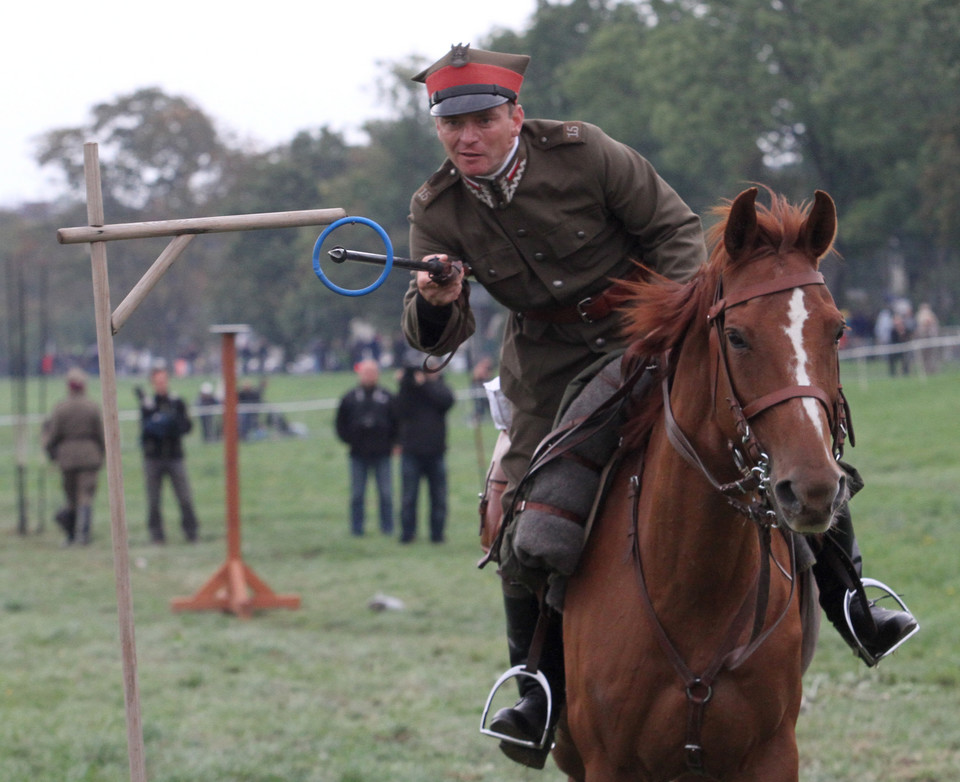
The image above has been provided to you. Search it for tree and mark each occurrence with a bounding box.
[210,127,354,362]
[35,87,227,214]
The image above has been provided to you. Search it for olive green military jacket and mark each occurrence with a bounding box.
[402,119,706,419]
[43,395,105,472]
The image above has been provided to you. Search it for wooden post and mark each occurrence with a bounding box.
[83,143,148,782]
[171,325,300,618]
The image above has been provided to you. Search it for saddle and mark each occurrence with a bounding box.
[479,353,657,608]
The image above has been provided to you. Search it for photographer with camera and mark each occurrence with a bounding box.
[136,363,199,544]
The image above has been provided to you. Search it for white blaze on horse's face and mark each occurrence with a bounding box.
[785,288,833,456]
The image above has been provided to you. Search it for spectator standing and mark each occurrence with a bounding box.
[915,301,941,374]
[42,368,105,545]
[335,360,397,536]
[889,306,914,376]
[238,377,267,440]
[395,367,455,543]
[196,382,220,442]
[137,365,199,543]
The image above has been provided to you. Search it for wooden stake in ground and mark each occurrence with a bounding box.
[83,143,148,782]
[171,325,301,618]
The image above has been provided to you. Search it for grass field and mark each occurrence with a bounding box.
[1,362,957,781]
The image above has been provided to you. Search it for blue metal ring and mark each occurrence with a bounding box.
[312,216,393,296]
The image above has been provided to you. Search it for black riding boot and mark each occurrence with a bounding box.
[813,504,917,665]
[55,508,76,545]
[488,590,565,769]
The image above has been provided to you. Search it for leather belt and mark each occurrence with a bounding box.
[520,273,636,324]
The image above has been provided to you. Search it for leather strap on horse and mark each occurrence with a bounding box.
[661,369,769,511]
[706,269,851,464]
[523,599,553,676]
[706,271,825,319]
[628,474,798,777]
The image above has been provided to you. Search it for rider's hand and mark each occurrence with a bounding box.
[416,254,463,306]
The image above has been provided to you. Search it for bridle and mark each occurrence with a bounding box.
[636,265,854,777]
[663,268,853,527]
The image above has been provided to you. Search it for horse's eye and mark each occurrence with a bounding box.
[835,322,847,344]
[726,329,749,350]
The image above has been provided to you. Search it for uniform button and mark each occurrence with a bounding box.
[540,136,549,143]
[488,269,498,277]
[576,230,586,239]
[449,168,457,176]
[516,228,528,237]
[552,280,564,288]
[595,337,606,347]
[534,252,545,261]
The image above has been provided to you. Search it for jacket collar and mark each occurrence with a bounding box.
[460,139,527,209]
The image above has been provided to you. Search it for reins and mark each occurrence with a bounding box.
[628,475,797,777]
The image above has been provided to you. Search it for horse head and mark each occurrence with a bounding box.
[707,187,849,534]
[621,186,850,535]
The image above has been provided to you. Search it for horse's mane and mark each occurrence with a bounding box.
[618,188,831,449]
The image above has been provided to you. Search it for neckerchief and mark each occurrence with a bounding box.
[461,141,527,209]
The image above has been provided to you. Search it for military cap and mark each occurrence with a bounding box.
[413,43,530,117]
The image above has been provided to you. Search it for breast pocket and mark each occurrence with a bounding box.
[540,204,610,268]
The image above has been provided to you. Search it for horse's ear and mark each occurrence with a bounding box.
[801,190,837,261]
[724,187,759,259]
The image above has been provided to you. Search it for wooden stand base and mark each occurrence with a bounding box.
[171,557,300,619]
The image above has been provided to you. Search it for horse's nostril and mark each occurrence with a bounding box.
[774,479,800,513]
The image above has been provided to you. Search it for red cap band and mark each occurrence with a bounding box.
[425,62,524,102]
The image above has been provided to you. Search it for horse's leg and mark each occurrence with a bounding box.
[551,711,586,782]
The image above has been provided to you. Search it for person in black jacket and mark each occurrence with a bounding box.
[137,364,199,543]
[335,360,397,536]
[395,367,455,543]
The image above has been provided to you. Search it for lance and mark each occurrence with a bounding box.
[327,246,465,284]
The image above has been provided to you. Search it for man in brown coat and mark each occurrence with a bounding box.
[43,368,105,545]
[402,44,705,767]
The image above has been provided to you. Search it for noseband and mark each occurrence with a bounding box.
[662,268,853,526]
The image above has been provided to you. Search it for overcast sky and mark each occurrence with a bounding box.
[1,0,538,207]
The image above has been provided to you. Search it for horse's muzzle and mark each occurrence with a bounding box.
[772,468,847,534]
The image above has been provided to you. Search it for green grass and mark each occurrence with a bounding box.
[1,363,958,781]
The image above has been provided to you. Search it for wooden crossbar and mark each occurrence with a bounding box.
[57,207,346,244]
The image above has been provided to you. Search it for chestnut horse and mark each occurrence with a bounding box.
[554,188,849,781]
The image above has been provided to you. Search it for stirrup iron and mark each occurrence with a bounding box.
[479,666,554,750]
[842,577,919,665]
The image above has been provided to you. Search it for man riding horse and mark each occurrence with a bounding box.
[401,43,917,769]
